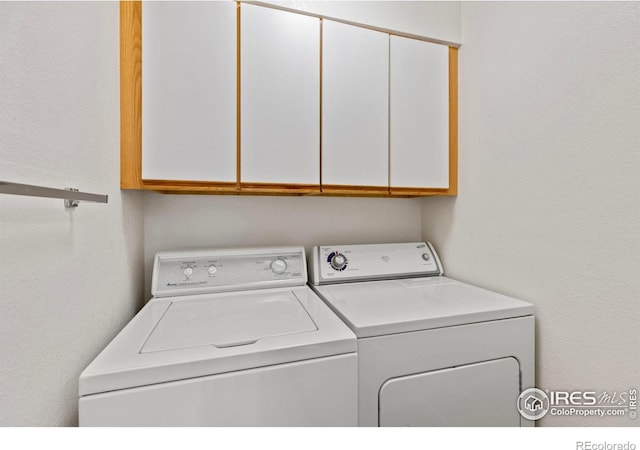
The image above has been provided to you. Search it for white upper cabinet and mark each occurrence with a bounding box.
[241,4,320,185]
[390,36,449,189]
[322,20,389,187]
[142,1,236,182]
[128,2,456,195]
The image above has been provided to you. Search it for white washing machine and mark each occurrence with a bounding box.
[79,246,357,426]
[309,242,535,427]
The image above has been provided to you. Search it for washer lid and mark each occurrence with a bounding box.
[79,286,356,396]
[312,277,534,338]
[141,291,317,352]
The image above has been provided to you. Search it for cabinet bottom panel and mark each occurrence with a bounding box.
[122,180,456,197]
[239,183,320,195]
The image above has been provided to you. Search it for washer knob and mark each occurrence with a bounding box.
[183,267,193,277]
[330,253,348,271]
[422,253,431,261]
[270,258,287,275]
[207,265,217,275]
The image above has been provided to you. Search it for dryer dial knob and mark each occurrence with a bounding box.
[330,253,348,271]
[270,258,287,275]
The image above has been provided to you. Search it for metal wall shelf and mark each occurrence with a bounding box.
[0,180,108,208]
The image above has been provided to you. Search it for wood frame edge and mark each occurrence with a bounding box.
[120,1,143,189]
[448,46,459,196]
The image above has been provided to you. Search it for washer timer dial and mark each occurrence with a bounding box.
[327,252,348,271]
[270,258,288,275]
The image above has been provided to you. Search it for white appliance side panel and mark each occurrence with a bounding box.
[142,1,236,181]
[80,353,357,426]
[390,36,449,188]
[241,4,320,184]
[322,20,389,187]
[379,358,520,426]
[357,316,534,426]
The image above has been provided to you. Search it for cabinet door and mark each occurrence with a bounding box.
[241,5,320,185]
[142,1,236,182]
[322,20,389,187]
[390,36,449,189]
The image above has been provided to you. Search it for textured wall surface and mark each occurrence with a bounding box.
[422,2,640,426]
[143,194,422,299]
[0,2,144,426]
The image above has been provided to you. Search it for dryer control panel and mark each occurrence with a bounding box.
[309,242,443,285]
[152,247,306,297]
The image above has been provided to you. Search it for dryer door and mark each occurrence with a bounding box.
[379,357,521,426]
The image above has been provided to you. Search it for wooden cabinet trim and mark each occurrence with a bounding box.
[120,1,142,189]
[321,185,389,196]
[141,180,237,193]
[448,46,459,195]
[236,1,242,187]
[389,187,450,196]
[240,183,320,195]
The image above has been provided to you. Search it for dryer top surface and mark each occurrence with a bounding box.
[312,276,534,338]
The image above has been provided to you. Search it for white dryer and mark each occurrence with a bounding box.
[309,242,535,427]
[79,246,357,426]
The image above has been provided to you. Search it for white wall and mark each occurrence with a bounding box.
[6,0,636,429]
[422,2,640,426]
[144,193,422,298]
[0,2,144,426]
[264,1,461,44]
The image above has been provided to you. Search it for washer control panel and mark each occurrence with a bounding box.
[310,242,443,285]
[152,247,306,297]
